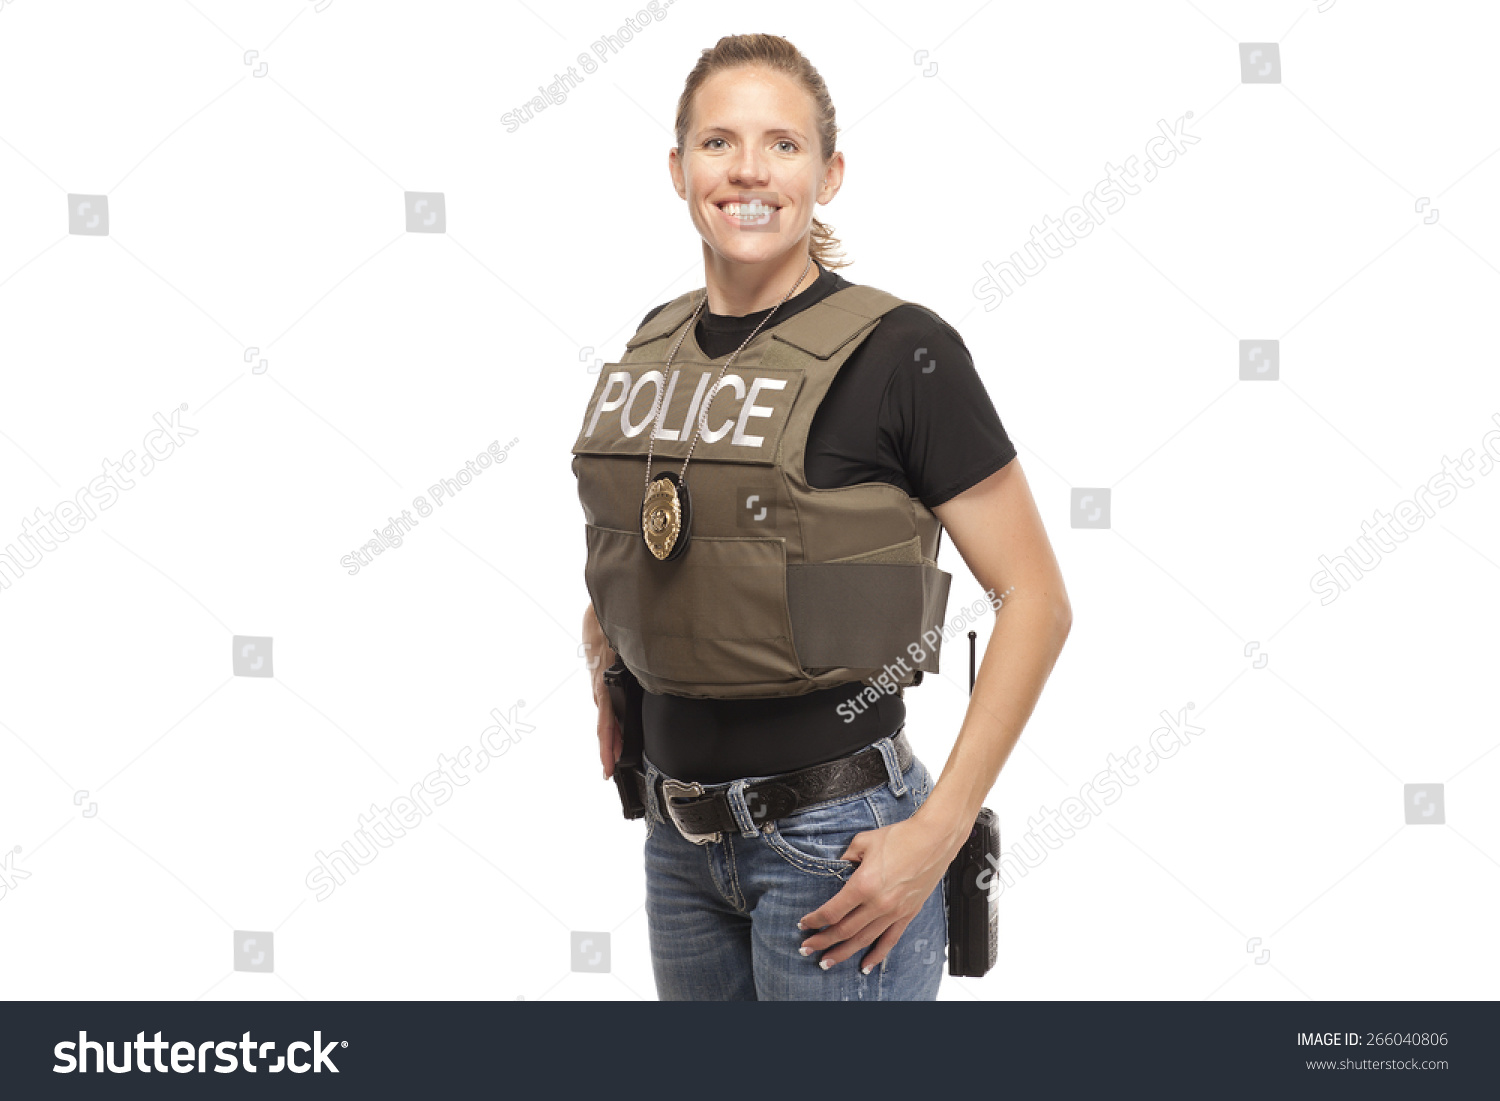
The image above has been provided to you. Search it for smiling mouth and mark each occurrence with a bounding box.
[714,197,781,227]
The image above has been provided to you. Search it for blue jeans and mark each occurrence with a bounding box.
[642,734,948,1000]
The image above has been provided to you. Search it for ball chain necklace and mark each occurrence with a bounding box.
[639,253,814,562]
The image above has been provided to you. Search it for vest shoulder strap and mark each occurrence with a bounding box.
[770,284,907,359]
[624,291,700,350]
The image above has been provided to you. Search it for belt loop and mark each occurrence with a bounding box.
[875,736,907,796]
[725,779,762,838]
[642,755,663,826]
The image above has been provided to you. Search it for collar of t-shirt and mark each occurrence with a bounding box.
[694,262,850,360]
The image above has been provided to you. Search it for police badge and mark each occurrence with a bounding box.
[641,470,691,562]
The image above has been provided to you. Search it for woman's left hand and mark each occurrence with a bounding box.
[796,811,960,973]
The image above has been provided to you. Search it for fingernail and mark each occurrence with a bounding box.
[861,964,873,975]
[819,958,834,970]
[795,920,804,930]
[798,946,812,957]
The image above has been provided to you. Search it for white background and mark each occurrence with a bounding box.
[0,0,1496,1001]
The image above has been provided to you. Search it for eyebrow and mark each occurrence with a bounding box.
[697,125,808,142]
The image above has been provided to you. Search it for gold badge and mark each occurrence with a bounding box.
[642,476,682,560]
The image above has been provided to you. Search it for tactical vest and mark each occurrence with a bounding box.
[571,283,953,699]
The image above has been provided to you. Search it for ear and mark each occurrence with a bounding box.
[817,150,846,205]
[668,147,687,200]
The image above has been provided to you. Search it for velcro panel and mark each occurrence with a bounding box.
[827,535,924,566]
[785,561,953,672]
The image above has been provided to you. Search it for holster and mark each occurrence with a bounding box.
[602,657,646,819]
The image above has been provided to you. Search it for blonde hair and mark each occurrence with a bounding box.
[673,34,850,270]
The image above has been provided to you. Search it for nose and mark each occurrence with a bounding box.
[728,143,770,188]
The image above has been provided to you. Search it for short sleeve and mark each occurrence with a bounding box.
[877,307,1016,509]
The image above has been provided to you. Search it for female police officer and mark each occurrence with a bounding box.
[574,34,1072,1000]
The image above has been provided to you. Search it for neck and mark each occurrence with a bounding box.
[701,243,817,317]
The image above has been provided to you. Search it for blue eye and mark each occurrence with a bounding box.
[702,137,797,152]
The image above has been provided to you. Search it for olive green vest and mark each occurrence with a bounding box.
[571,283,953,699]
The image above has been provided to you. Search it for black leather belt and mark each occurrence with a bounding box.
[630,727,911,845]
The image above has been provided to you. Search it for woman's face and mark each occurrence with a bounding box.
[670,65,842,267]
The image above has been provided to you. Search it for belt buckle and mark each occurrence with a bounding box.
[659,778,722,845]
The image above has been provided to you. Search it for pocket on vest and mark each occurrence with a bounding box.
[583,523,806,688]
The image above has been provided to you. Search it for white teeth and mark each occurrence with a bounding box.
[721,202,778,216]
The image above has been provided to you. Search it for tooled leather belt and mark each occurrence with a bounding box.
[629,727,912,843]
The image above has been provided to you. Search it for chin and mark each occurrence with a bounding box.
[718,245,780,264]
[709,236,787,264]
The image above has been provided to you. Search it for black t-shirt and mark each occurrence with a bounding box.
[633,262,1016,783]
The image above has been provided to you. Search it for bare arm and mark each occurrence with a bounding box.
[917,456,1073,852]
[581,604,622,779]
